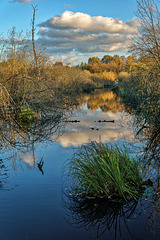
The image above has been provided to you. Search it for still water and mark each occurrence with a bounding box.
[0,90,160,240]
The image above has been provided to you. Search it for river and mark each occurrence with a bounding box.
[0,89,160,240]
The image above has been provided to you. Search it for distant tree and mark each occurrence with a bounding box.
[101,55,113,64]
[80,62,84,69]
[89,64,102,73]
[99,63,108,72]
[80,62,89,70]
[88,57,101,65]
[120,56,126,72]
[105,55,121,73]
[112,55,121,73]
[125,54,137,72]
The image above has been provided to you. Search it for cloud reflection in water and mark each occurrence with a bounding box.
[54,104,134,147]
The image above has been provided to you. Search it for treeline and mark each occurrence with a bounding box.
[80,55,136,74]
[79,54,156,74]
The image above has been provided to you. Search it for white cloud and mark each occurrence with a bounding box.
[38,11,139,64]
[39,11,139,34]
[56,128,133,147]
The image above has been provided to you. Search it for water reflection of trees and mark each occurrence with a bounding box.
[139,125,160,233]
[146,175,160,233]
[0,100,74,170]
[77,90,124,112]
[122,97,160,234]
[0,159,9,190]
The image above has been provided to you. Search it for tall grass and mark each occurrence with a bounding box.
[66,141,143,202]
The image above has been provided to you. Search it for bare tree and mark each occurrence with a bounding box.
[31,5,39,72]
[131,0,160,69]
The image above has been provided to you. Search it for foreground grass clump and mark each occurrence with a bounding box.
[67,141,143,202]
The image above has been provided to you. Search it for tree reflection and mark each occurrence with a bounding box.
[126,110,160,233]
[0,158,9,191]
[138,125,160,233]
[0,101,72,170]
[77,90,124,113]
[37,157,44,175]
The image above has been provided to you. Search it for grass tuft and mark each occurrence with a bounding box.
[66,141,143,202]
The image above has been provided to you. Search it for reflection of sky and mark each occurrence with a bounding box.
[54,105,135,147]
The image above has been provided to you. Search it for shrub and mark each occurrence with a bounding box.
[100,71,118,82]
[40,65,93,94]
[118,72,130,82]
[65,141,143,202]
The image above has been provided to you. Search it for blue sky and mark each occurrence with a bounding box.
[0,0,138,64]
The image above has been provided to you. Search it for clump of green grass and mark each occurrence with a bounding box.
[66,141,143,202]
[17,106,37,129]
[20,106,36,121]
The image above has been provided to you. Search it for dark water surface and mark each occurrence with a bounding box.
[1,90,160,240]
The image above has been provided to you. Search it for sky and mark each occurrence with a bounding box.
[0,0,138,64]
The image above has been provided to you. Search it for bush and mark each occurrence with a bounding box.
[65,141,143,202]
[40,65,93,94]
[100,71,118,82]
[118,72,130,82]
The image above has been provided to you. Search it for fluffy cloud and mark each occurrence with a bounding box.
[40,11,138,33]
[37,11,139,64]
[57,128,133,147]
